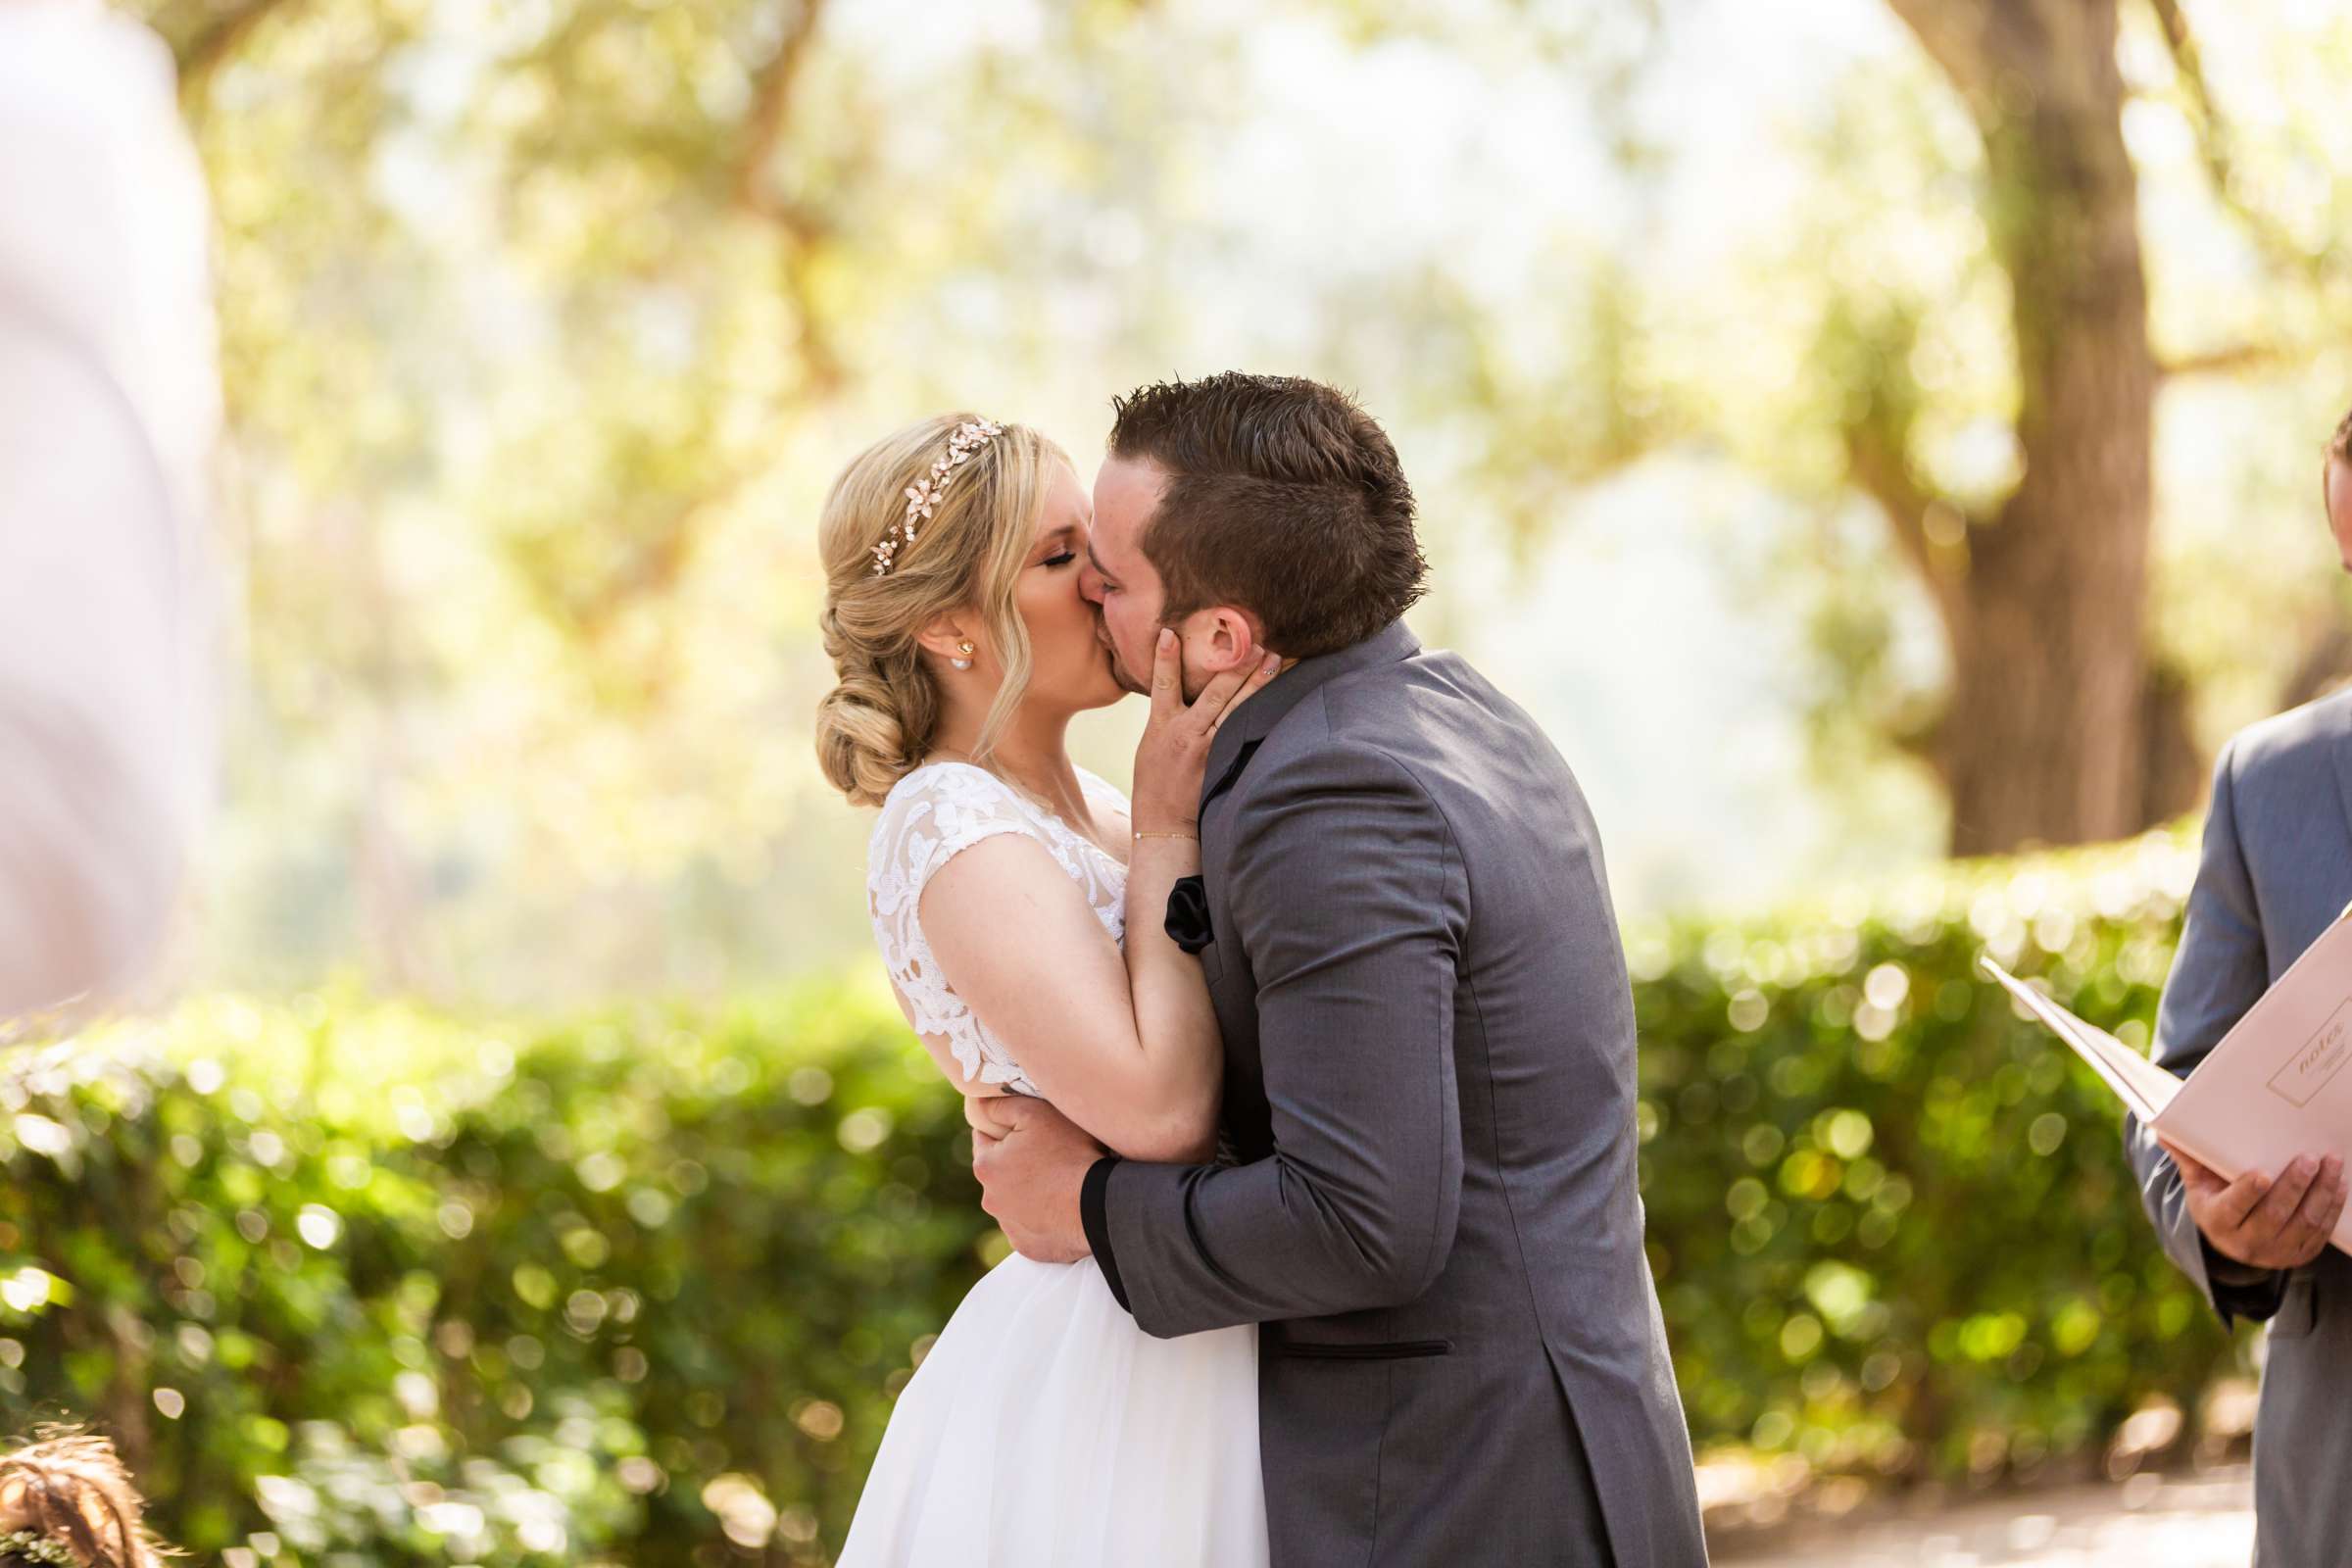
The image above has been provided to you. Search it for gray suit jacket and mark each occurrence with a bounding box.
[2124,689,2352,1567]
[1086,621,1707,1567]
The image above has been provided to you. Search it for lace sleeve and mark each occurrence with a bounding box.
[864,763,1046,1093]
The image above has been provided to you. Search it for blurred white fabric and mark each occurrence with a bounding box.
[0,0,220,1021]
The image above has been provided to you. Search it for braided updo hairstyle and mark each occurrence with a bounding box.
[0,1431,168,1568]
[815,414,1070,808]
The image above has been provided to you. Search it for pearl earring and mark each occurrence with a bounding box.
[952,641,974,671]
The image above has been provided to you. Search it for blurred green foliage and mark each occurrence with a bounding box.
[129,0,2352,996]
[0,833,2248,1561]
[1636,827,2243,1481]
[0,981,988,1565]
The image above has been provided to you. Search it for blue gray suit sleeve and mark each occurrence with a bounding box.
[2123,739,2288,1323]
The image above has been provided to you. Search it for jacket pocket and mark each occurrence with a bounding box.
[1275,1338,1452,1361]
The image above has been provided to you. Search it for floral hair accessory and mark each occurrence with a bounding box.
[0,1530,79,1567]
[872,418,1005,576]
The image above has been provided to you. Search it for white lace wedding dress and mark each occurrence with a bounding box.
[838,760,1267,1567]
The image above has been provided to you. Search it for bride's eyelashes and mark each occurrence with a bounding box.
[1042,551,1078,569]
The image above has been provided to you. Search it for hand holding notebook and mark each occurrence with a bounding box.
[2155,1139,2345,1271]
[1982,904,2352,1262]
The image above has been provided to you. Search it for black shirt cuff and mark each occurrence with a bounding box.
[2201,1237,2287,1320]
[1081,1154,1131,1313]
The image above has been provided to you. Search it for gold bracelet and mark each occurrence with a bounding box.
[1133,829,1199,842]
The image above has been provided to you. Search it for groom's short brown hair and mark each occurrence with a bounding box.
[1107,373,1428,659]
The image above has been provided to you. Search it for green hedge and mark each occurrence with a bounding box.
[0,832,2244,1562]
[0,981,991,1565]
[1634,828,2242,1480]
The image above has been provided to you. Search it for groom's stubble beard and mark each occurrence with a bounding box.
[1110,645,1150,697]
[1095,615,1152,697]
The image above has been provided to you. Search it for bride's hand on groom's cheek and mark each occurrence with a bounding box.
[1131,630,1280,834]
[964,1094,1006,1150]
[972,1097,1099,1265]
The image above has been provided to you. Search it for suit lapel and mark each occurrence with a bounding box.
[1200,739,1260,818]
[1189,619,1423,1160]
[1199,773,1268,1152]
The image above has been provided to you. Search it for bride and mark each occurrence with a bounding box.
[813,414,1277,1565]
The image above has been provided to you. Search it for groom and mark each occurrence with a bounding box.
[973,373,1707,1565]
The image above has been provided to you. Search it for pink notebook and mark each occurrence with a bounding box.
[1982,909,2352,1257]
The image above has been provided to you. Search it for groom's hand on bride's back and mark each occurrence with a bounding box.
[969,1096,1100,1264]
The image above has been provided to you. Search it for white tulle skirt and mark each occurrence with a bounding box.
[837,1252,1268,1567]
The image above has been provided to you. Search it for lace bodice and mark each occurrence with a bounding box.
[866,761,1129,1096]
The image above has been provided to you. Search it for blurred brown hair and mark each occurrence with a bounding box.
[1106,372,1428,659]
[0,1431,168,1568]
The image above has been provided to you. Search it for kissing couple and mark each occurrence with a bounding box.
[813,372,1709,1567]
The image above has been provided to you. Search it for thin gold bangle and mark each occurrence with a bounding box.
[1133,829,1199,842]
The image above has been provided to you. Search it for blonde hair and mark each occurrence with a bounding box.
[0,1430,169,1568]
[815,414,1069,807]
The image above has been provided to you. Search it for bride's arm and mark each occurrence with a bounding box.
[923,638,1278,1163]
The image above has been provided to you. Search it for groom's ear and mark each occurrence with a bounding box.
[1190,606,1267,675]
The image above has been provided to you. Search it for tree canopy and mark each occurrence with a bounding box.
[123,0,2352,998]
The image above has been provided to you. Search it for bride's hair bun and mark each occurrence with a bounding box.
[814,605,931,808]
[813,415,1067,807]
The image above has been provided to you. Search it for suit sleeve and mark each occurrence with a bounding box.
[1097,739,1467,1337]
[2122,739,2288,1323]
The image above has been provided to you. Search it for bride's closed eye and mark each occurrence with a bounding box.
[1041,550,1078,569]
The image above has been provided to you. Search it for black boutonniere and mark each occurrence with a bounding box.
[1164,875,1214,955]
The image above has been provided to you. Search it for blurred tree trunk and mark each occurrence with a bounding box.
[1881,0,2182,855]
